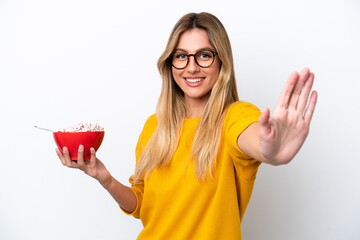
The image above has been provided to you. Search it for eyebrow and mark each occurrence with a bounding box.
[173,47,215,53]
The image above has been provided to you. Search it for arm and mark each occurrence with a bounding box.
[56,146,137,213]
[237,68,318,165]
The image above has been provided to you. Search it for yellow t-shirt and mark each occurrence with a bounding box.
[123,101,262,240]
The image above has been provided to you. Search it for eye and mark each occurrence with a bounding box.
[173,52,187,61]
[197,51,212,60]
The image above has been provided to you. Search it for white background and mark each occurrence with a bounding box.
[0,0,359,239]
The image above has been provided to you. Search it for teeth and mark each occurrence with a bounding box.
[185,78,203,83]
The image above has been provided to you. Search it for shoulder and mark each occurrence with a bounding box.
[225,101,261,120]
[144,114,158,127]
[139,114,158,137]
[135,114,158,155]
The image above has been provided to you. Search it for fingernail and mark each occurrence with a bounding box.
[90,148,95,153]
[63,147,67,152]
[79,145,84,151]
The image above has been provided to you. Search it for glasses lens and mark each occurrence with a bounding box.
[172,52,187,69]
[195,50,214,67]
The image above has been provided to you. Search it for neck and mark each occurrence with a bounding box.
[185,95,209,118]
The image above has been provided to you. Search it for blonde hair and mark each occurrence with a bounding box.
[133,12,239,183]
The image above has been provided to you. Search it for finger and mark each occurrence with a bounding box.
[297,72,314,114]
[56,148,66,165]
[77,145,85,169]
[277,71,299,108]
[89,148,97,169]
[259,107,270,125]
[288,68,310,109]
[304,90,318,124]
[259,108,272,135]
[62,147,73,167]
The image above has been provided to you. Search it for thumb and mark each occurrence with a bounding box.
[259,107,270,126]
[259,108,271,136]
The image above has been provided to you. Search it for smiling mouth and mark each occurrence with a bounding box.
[184,78,205,83]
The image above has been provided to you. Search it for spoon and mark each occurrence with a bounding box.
[34,126,54,132]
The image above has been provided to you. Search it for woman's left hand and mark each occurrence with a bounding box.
[258,68,317,165]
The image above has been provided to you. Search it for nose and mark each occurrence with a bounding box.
[186,55,200,73]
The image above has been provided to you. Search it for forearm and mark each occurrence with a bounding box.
[237,122,288,166]
[100,175,137,213]
[240,140,280,165]
[242,136,283,165]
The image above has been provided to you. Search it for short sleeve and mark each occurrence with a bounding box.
[225,101,262,160]
[120,175,144,218]
[119,114,158,218]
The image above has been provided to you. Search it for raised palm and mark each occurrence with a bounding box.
[259,68,317,164]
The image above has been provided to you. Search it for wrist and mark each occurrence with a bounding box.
[258,151,280,165]
[260,153,290,166]
[99,173,113,189]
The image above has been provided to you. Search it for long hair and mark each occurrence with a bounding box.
[133,12,239,183]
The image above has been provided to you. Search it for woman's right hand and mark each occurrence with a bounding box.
[56,145,112,187]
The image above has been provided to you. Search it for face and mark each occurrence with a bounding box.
[171,28,220,106]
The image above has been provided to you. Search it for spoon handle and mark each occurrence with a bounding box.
[34,126,54,132]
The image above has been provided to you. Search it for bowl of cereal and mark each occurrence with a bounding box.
[53,123,105,160]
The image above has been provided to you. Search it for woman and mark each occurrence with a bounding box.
[56,12,317,239]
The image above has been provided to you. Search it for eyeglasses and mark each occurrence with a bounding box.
[171,50,217,69]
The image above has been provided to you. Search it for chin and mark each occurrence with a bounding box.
[184,90,211,101]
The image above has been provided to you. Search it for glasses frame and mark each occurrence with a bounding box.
[170,49,218,70]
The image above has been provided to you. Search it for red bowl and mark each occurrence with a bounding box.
[53,131,105,160]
